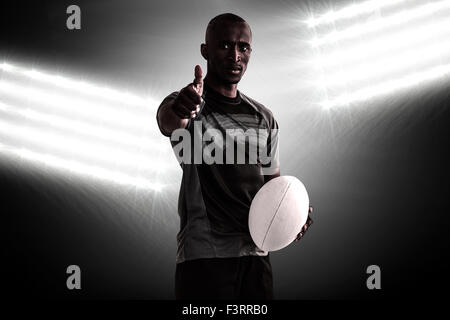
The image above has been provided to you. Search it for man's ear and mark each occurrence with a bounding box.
[201,43,208,60]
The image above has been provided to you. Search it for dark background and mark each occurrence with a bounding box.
[1,0,449,300]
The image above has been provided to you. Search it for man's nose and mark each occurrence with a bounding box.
[228,45,241,62]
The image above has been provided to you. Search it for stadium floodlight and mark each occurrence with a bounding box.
[0,61,170,190]
[308,0,450,109]
[0,118,170,172]
[0,62,149,106]
[313,19,450,69]
[0,144,164,191]
[0,99,162,151]
[321,63,450,109]
[311,0,450,47]
[0,80,155,132]
[306,0,407,28]
[0,62,16,72]
[320,40,450,87]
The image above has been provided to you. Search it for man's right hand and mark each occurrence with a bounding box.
[172,65,204,119]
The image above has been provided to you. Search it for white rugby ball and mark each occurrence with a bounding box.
[249,176,309,251]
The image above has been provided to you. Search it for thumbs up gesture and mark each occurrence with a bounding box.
[172,65,204,119]
[193,64,203,96]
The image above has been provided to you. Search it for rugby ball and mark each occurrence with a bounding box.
[249,176,309,251]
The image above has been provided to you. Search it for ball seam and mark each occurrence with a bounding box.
[261,180,292,250]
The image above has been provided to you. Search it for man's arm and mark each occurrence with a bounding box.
[264,168,280,184]
[156,65,204,136]
[157,97,190,136]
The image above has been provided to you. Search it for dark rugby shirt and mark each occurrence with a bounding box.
[157,84,279,263]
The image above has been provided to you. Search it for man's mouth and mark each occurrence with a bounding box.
[226,65,242,74]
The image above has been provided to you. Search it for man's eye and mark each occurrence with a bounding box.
[221,43,230,49]
[239,45,251,53]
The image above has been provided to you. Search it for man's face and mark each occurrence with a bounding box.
[205,22,252,85]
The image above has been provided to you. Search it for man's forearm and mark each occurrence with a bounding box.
[264,168,280,184]
[157,99,189,136]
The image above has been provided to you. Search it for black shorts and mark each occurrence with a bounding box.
[175,255,273,300]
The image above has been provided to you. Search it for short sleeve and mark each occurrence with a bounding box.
[156,91,179,137]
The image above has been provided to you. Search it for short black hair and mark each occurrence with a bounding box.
[205,13,251,41]
[208,13,246,29]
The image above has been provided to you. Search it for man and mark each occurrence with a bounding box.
[157,13,312,299]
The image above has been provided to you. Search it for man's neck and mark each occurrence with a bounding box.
[204,76,238,98]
